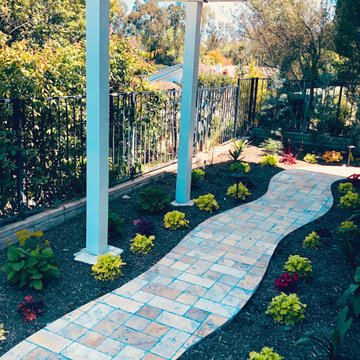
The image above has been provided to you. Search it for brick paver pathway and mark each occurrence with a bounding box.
[1,169,342,360]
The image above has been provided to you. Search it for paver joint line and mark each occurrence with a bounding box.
[0,169,342,360]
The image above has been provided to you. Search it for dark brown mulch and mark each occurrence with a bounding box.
[180,181,360,360]
[0,160,280,356]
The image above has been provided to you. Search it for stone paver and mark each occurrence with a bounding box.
[1,169,342,359]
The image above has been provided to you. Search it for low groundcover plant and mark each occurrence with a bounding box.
[226,183,251,200]
[275,272,299,292]
[339,191,360,209]
[193,194,219,213]
[303,231,322,250]
[130,234,155,254]
[163,211,189,230]
[0,324,8,341]
[248,346,284,360]
[18,295,44,322]
[92,253,126,281]
[260,155,278,167]
[284,255,312,278]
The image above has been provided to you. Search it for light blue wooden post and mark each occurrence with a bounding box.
[175,0,203,205]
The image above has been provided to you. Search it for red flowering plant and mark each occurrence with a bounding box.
[279,136,303,165]
[17,296,44,322]
[347,174,360,187]
[275,273,299,292]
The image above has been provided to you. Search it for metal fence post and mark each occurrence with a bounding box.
[252,77,259,126]
[335,85,343,137]
[233,78,241,137]
[13,98,24,218]
[248,78,255,128]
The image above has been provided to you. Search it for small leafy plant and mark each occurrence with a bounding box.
[284,255,312,278]
[18,296,44,322]
[303,153,317,164]
[229,162,251,174]
[193,194,219,213]
[303,231,322,250]
[279,138,301,165]
[260,155,278,167]
[337,221,358,268]
[295,306,353,360]
[275,273,299,292]
[339,267,360,317]
[192,169,205,187]
[266,292,306,325]
[108,211,123,239]
[226,183,251,200]
[0,324,8,341]
[164,211,189,230]
[340,191,360,209]
[92,253,126,281]
[137,186,170,213]
[338,182,355,194]
[248,347,284,360]
[130,234,155,254]
[322,151,343,163]
[229,138,249,162]
[260,138,282,156]
[338,221,358,235]
[347,174,360,186]
[133,218,155,236]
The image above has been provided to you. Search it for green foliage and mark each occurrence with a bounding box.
[192,169,205,187]
[338,221,358,234]
[163,211,189,230]
[130,234,155,255]
[266,292,306,325]
[193,194,219,213]
[108,211,123,240]
[295,306,353,360]
[248,347,284,360]
[303,153,317,164]
[198,73,235,88]
[229,139,249,162]
[338,182,355,194]
[303,231,322,250]
[226,183,251,200]
[260,155,278,167]
[337,221,359,268]
[340,267,360,317]
[92,253,126,281]
[260,138,282,156]
[0,323,8,341]
[340,192,360,209]
[137,186,170,213]
[229,162,250,174]
[284,255,312,278]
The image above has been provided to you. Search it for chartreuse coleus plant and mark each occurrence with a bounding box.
[226,183,251,200]
[193,194,219,213]
[340,267,360,318]
[338,182,355,194]
[130,234,155,254]
[229,162,251,174]
[1,230,59,290]
[260,155,278,167]
[164,211,189,230]
[303,231,322,250]
[137,186,170,213]
[303,153,317,164]
[248,347,284,360]
[92,253,126,281]
[284,255,312,278]
[0,324,8,341]
[339,191,360,209]
[266,292,306,325]
[295,306,353,360]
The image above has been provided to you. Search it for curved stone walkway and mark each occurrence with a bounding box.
[1,169,342,360]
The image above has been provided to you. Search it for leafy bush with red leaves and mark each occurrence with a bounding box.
[279,137,302,165]
[133,218,155,236]
[17,296,44,322]
[347,174,360,187]
[275,273,299,292]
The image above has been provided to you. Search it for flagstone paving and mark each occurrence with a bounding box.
[1,169,343,360]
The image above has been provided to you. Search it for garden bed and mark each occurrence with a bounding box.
[0,158,280,356]
[180,180,360,360]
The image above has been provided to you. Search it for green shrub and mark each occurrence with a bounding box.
[229,162,251,174]
[164,211,189,230]
[260,138,283,156]
[260,155,278,167]
[130,234,155,254]
[226,183,251,200]
[340,191,360,209]
[0,323,8,341]
[192,169,205,186]
[284,255,312,278]
[338,182,355,194]
[193,194,219,213]
[108,211,123,239]
[92,253,126,281]
[266,292,306,325]
[303,153,317,164]
[248,347,284,360]
[303,231,322,250]
[137,186,171,213]
[338,221,358,235]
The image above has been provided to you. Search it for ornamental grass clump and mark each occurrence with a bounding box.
[226,183,251,200]
[130,234,155,254]
[229,162,251,174]
[284,255,312,278]
[248,347,284,360]
[0,324,8,341]
[338,182,355,194]
[92,253,126,281]
[303,231,322,250]
[260,155,278,167]
[340,191,360,209]
[303,153,317,164]
[164,211,189,230]
[266,292,306,325]
[193,194,219,213]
